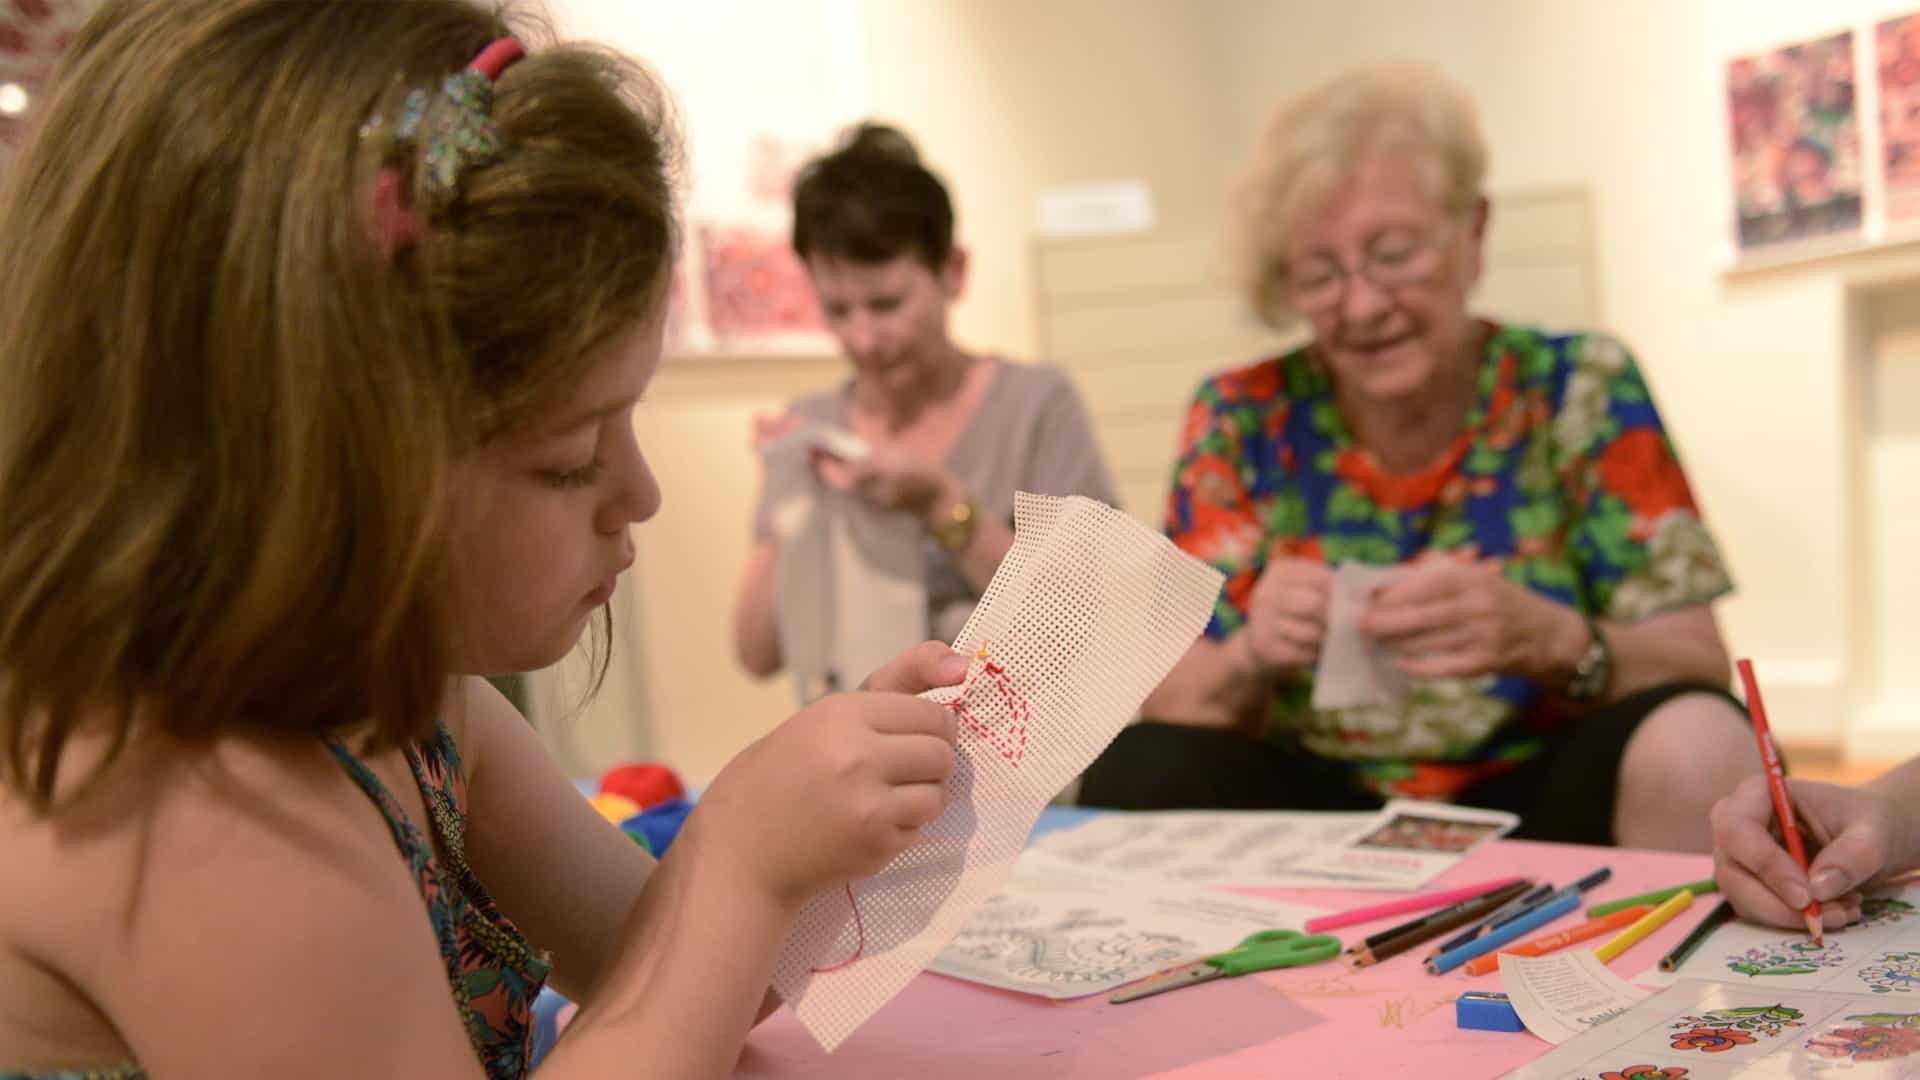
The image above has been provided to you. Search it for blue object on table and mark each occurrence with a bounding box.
[1430,881,1554,957]
[1455,990,1526,1032]
[1425,891,1582,975]
[618,797,692,858]
[1484,866,1612,936]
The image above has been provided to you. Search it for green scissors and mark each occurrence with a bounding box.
[1109,929,1341,1004]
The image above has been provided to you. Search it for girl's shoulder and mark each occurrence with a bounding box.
[0,708,474,1075]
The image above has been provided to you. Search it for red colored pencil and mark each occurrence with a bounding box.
[1737,658,1823,944]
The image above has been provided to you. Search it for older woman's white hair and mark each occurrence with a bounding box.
[1235,61,1488,327]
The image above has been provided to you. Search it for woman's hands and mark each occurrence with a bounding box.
[1238,556,1333,674]
[1358,557,1584,682]
[752,412,966,526]
[1233,552,1580,683]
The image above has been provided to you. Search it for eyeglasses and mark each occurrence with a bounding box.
[1282,227,1452,315]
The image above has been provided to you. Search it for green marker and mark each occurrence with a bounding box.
[1589,878,1719,918]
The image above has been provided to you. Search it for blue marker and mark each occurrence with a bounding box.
[1429,882,1554,959]
[1482,867,1611,937]
[1426,891,1581,975]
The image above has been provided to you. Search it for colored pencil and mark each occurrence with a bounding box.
[1738,658,1824,944]
[1463,905,1651,976]
[1594,887,1694,965]
[1425,883,1553,961]
[1426,892,1582,975]
[1660,899,1737,973]
[1588,878,1719,918]
[1350,881,1534,968]
[1484,867,1613,937]
[1305,876,1527,934]
[1352,879,1534,954]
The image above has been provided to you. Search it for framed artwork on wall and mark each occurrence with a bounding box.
[1725,31,1864,254]
[0,0,96,173]
[1879,15,1920,230]
[1719,10,1920,271]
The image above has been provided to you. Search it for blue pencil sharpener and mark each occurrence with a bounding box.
[1455,990,1526,1032]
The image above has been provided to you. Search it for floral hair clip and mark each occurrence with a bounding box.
[363,38,525,215]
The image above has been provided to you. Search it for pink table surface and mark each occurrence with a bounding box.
[737,839,1716,1079]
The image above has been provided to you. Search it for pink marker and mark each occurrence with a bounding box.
[1304,876,1528,934]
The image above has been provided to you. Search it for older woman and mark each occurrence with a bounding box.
[1080,63,1758,852]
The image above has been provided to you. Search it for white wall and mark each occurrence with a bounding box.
[532,0,1919,781]
[857,0,1238,361]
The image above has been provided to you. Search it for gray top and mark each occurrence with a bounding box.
[753,359,1119,643]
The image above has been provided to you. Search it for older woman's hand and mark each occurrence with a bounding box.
[1241,556,1333,674]
[1359,557,1578,681]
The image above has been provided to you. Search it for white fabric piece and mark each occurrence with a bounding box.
[760,422,872,464]
[1311,562,1411,710]
[770,492,1225,1050]
[771,457,925,705]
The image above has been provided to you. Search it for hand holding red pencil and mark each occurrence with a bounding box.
[1711,769,1902,932]
[1710,660,1911,935]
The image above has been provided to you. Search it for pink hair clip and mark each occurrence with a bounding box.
[362,38,525,257]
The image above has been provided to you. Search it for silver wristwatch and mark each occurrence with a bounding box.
[1565,618,1613,702]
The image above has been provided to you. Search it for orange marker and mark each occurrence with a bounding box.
[1463,905,1652,976]
[1738,659,1824,944]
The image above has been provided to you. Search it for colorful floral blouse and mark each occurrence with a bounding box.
[2,724,549,1080]
[1164,320,1734,801]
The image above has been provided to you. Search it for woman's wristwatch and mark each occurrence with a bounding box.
[931,496,980,553]
[1565,617,1614,702]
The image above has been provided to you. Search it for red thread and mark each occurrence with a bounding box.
[947,660,1030,765]
[810,657,1028,975]
[810,880,866,973]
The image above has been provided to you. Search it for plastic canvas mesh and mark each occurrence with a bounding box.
[770,493,1224,1050]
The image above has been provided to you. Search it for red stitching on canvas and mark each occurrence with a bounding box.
[810,880,866,973]
[947,659,1029,766]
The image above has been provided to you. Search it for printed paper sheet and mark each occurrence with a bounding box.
[927,849,1325,999]
[1506,883,1920,1078]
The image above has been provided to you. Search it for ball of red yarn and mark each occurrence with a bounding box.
[598,763,684,810]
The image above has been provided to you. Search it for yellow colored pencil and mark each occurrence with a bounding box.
[1594,888,1694,965]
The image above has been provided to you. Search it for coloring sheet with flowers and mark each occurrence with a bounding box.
[1506,885,1920,1078]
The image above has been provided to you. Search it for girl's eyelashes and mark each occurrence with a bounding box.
[538,459,604,490]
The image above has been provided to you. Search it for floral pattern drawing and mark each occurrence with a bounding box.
[1591,1066,1689,1080]
[1862,896,1918,928]
[1728,937,1848,978]
[1668,1027,1757,1053]
[1807,1012,1920,1063]
[1860,952,1920,995]
[1671,1003,1806,1039]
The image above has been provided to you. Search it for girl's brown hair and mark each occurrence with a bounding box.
[0,0,679,811]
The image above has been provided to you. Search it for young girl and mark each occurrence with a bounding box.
[0,2,962,1077]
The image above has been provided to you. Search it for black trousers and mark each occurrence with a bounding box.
[1076,682,1744,846]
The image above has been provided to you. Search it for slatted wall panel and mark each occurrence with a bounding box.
[1033,188,1601,524]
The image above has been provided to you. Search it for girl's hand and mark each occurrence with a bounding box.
[695,679,959,910]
